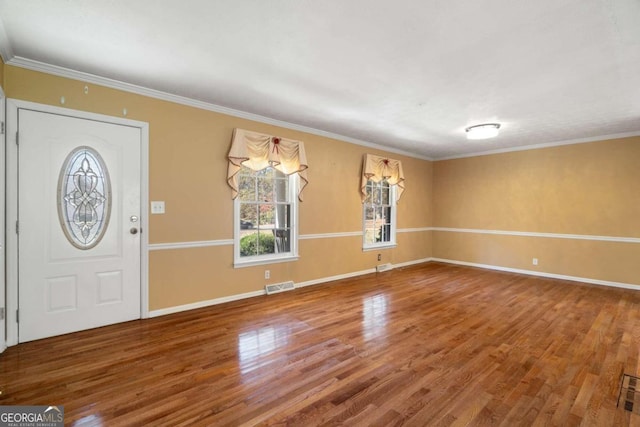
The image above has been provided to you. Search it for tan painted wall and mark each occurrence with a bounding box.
[5,66,433,310]
[433,138,640,284]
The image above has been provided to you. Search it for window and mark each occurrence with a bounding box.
[58,146,111,250]
[234,165,298,267]
[363,179,396,249]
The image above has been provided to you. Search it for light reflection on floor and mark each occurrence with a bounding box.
[72,413,104,426]
[362,293,388,341]
[237,325,291,375]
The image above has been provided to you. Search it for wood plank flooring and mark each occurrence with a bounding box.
[2,262,640,426]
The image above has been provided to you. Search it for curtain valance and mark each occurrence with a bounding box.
[227,128,309,201]
[360,154,405,202]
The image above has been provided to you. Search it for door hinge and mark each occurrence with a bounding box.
[16,309,19,323]
[16,220,19,234]
[0,121,4,135]
[0,308,5,321]
[16,131,19,145]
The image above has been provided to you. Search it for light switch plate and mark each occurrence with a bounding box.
[151,201,165,214]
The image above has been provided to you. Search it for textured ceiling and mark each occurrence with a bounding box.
[0,0,639,159]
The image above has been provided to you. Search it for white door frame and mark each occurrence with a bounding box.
[5,99,150,347]
[0,88,5,353]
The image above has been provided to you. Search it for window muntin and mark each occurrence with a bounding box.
[363,179,396,249]
[235,165,298,266]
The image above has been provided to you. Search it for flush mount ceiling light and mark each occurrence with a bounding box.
[465,123,501,140]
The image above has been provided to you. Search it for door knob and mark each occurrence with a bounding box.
[130,227,139,235]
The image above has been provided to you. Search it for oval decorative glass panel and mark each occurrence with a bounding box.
[57,146,112,249]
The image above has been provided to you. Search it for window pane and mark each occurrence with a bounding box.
[381,185,390,204]
[240,203,258,228]
[239,165,254,175]
[372,185,381,205]
[375,222,383,242]
[256,168,271,178]
[238,174,256,201]
[383,206,392,223]
[365,181,375,202]
[239,231,279,257]
[258,174,274,202]
[239,232,259,257]
[273,228,290,253]
[375,206,385,222]
[259,204,275,227]
[380,224,391,242]
[257,232,275,255]
[274,177,289,202]
[364,227,377,245]
[364,206,375,221]
[274,204,290,229]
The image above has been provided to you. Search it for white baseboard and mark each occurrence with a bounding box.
[149,256,639,319]
[393,257,433,269]
[430,258,639,290]
[147,258,436,317]
[148,269,378,317]
[148,289,265,317]
[296,267,376,288]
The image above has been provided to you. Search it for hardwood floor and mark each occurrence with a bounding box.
[2,262,640,426]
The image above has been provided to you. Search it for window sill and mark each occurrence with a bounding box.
[362,243,397,252]
[234,254,299,268]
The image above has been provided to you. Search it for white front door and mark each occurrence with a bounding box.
[18,109,142,342]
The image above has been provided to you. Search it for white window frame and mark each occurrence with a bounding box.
[234,167,299,268]
[362,180,397,251]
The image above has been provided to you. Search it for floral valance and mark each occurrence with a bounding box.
[360,154,405,202]
[227,128,309,201]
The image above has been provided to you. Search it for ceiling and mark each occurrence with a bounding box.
[0,0,639,159]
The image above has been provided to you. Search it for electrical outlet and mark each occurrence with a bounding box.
[377,254,382,261]
[265,270,270,279]
[532,258,538,266]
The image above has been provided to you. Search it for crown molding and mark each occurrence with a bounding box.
[7,55,636,163]
[7,55,635,163]
[435,131,640,161]
[5,56,433,162]
[0,17,14,62]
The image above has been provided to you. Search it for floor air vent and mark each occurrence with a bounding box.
[618,374,640,413]
[265,281,295,295]
[376,263,393,273]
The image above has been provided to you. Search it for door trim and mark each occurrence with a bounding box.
[0,88,5,353]
[5,99,150,346]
